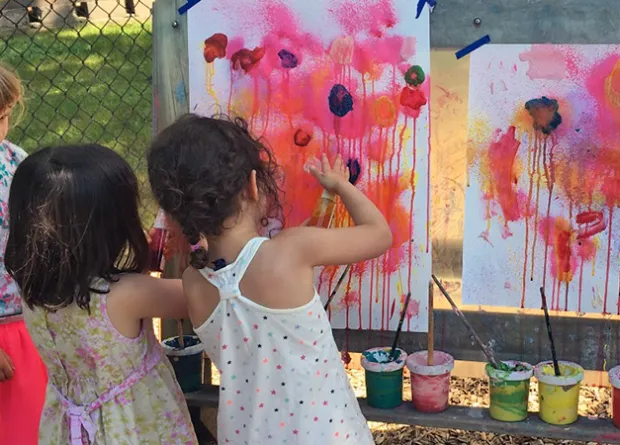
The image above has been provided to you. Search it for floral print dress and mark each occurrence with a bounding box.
[23,278,198,445]
[0,140,27,317]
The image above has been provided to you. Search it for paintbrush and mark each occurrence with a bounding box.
[324,265,351,310]
[431,274,505,370]
[427,281,434,366]
[540,287,561,376]
[389,292,412,361]
[177,319,185,349]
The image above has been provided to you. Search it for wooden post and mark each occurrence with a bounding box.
[152,0,188,339]
[152,1,217,441]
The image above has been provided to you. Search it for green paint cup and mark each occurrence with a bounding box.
[361,347,407,409]
[486,361,533,422]
[162,335,204,393]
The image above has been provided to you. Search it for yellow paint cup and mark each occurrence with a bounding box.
[534,361,584,425]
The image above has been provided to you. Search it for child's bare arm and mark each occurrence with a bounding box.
[278,154,392,266]
[114,274,189,320]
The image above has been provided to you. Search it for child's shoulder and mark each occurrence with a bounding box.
[109,273,158,291]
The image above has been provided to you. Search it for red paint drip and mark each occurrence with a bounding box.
[487,126,522,223]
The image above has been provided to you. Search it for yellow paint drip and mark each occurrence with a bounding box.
[205,63,220,108]
[604,60,620,108]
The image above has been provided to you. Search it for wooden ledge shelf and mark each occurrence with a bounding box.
[185,385,620,443]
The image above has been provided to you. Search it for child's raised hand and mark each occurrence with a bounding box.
[306,154,348,193]
[0,347,15,381]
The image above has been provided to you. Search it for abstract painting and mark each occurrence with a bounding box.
[463,45,620,314]
[188,0,431,331]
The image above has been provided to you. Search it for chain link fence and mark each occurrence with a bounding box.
[0,0,156,223]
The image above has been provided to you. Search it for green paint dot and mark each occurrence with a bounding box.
[285,398,290,403]
[268,332,273,337]
[404,65,425,87]
[231,375,237,380]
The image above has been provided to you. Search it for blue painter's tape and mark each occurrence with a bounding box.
[415,0,437,19]
[455,34,491,59]
[178,0,201,15]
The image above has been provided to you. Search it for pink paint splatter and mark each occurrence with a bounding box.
[519,45,567,80]
[334,0,397,37]
[406,298,420,319]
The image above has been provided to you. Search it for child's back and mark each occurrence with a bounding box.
[6,144,198,445]
[25,278,194,444]
[190,236,370,443]
[149,114,393,444]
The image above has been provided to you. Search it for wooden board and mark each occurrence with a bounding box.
[185,385,620,443]
[332,309,618,372]
[430,0,620,47]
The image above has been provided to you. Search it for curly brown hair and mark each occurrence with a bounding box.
[147,114,283,269]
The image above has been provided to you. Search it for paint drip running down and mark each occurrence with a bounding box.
[195,0,431,332]
[471,46,620,315]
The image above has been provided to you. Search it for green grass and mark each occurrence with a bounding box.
[0,20,157,223]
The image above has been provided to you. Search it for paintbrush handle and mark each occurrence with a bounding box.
[540,287,561,376]
[427,281,434,366]
[390,292,411,360]
[431,274,500,369]
[177,319,185,349]
[324,265,351,310]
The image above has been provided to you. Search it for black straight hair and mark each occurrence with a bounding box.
[5,144,149,311]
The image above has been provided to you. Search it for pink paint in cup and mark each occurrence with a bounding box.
[406,350,454,413]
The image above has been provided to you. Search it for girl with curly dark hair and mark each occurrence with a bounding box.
[148,113,392,445]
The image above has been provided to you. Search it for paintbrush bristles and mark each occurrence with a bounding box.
[540,287,561,377]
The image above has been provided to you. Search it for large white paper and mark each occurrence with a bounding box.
[188,0,431,331]
[464,44,620,315]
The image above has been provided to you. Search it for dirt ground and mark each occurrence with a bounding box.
[206,365,612,444]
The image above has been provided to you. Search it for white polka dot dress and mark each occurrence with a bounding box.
[194,237,375,445]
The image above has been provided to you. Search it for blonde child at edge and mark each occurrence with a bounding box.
[148,113,392,444]
[0,62,47,445]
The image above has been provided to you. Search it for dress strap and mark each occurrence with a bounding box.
[198,237,268,300]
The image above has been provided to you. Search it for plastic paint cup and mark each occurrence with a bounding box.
[534,361,584,425]
[406,350,454,413]
[608,366,620,429]
[361,347,407,409]
[162,335,204,393]
[486,361,533,422]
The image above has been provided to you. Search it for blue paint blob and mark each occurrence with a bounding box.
[347,158,361,185]
[328,84,354,118]
[163,335,201,350]
[175,82,187,106]
[277,49,298,69]
[524,96,562,135]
